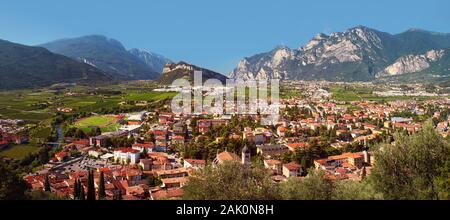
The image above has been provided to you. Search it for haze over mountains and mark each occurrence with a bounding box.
[0,39,112,89]
[39,35,171,80]
[1,26,450,90]
[229,26,450,82]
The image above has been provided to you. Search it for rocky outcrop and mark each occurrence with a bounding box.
[376,50,445,77]
[158,62,228,85]
[229,26,450,82]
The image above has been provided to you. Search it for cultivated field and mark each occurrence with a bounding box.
[0,144,41,160]
[73,115,120,132]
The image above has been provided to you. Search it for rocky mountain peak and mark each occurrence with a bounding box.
[229,26,450,82]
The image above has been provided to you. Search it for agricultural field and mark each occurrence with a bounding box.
[0,83,178,123]
[281,88,304,99]
[72,115,120,132]
[0,143,41,160]
[0,89,55,123]
[329,85,443,102]
[122,91,177,102]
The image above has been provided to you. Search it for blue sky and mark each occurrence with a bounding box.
[1,0,449,73]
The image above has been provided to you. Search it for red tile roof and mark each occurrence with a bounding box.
[283,162,302,171]
[184,159,206,165]
[114,148,140,154]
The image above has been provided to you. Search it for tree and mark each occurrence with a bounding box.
[183,161,281,200]
[73,179,79,199]
[79,183,85,200]
[116,190,122,200]
[146,175,162,187]
[142,147,148,156]
[44,174,51,192]
[0,161,29,200]
[94,127,102,136]
[332,180,382,200]
[74,129,86,139]
[370,121,450,200]
[280,169,334,200]
[86,170,96,200]
[361,166,367,180]
[98,171,106,199]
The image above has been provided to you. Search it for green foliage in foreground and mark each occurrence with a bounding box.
[183,162,380,200]
[370,121,450,200]
[183,162,281,200]
[0,161,29,200]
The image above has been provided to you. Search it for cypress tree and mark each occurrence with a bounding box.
[142,147,148,156]
[361,166,367,180]
[44,174,51,192]
[116,190,122,200]
[73,179,79,200]
[98,171,106,199]
[87,170,96,200]
[79,182,85,200]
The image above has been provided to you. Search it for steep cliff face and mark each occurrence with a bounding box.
[158,62,228,85]
[229,46,297,80]
[229,26,450,82]
[377,50,445,77]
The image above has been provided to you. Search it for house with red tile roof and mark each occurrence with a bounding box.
[0,140,8,150]
[264,159,282,175]
[132,142,155,153]
[213,151,240,165]
[284,142,309,152]
[150,188,184,200]
[282,162,303,178]
[184,159,206,169]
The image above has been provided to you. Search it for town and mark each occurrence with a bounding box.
[1,80,448,200]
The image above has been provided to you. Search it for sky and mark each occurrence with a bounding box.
[0,0,449,74]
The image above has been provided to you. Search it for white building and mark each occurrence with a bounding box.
[113,148,140,164]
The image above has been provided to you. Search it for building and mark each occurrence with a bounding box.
[197,119,228,134]
[132,142,155,153]
[241,145,251,165]
[55,151,70,162]
[155,168,189,179]
[256,144,289,157]
[150,188,184,200]
[184,159,206,169]
[90,131,128,147]
[139,159,152,171]
[264,159,282,175]
[113,148,140,164]
[282,162,303,178]
[277,126,287,137]
[73,139,90,149]
[161,177,188,188]
[314,152,368,170]
[171,135,185,145]
[0,140,8,150]
[213,151,240,165]
[285,142,309,152]
[88,150,103,158]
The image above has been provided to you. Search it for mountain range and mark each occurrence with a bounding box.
[1,26,450,90]
[0,39,112,89]
[39,35,171,80]
[229,26,450,82]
